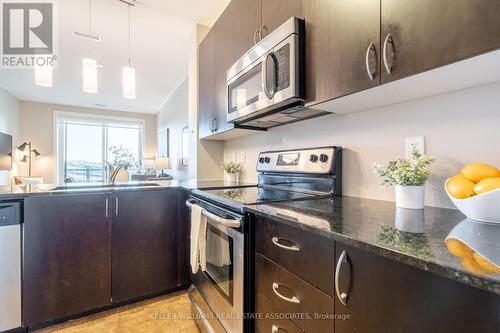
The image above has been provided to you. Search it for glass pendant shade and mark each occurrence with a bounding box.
[34,64,53,87]
[82,58,98,93]
[123,66,136,99]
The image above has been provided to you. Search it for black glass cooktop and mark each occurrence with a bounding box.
[192,186,320,211]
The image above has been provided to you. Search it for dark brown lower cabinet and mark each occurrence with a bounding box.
[335,243,500,333]
[112,189,179,302]
[23,194,112,327]
[255,253,334,332]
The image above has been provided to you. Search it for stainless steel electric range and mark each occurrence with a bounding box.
[187,146,342,333]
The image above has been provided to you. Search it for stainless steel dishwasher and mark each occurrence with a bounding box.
[0,201,22,332]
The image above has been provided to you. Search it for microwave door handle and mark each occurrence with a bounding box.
[262,52,277,100]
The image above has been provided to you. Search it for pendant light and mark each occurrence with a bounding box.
[82,0,98,93]
[34,63,53,87]
[123,2,136,99]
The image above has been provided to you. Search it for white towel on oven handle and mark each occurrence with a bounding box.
[190,204,207,274]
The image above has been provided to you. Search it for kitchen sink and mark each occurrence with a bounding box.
[50,183,161,191]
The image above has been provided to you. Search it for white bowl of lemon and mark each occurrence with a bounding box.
[445,163,500,224]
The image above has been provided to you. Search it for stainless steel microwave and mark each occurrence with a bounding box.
[226,17,305,125]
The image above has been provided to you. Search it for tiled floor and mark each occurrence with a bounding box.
[35,291,200,333]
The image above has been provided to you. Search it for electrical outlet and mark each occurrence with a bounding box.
[406,136,426,159]
[240,151,246,163]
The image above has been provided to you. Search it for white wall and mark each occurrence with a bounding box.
[224,82,500,209]
[0,87,20,185]
[157,78,189,180]
[20,101,157,184]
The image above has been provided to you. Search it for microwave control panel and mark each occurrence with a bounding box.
[256,147,340,174]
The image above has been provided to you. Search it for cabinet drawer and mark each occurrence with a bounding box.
[256,292,304,333]
[255,216,334,295]
[255,253,334,332]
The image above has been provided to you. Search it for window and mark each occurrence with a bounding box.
[55,112,144,184]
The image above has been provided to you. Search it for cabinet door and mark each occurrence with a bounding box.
[112,190,178,302]
[305,0,381,105]
[381,0,500,83]
[334,243,499,333]
[261,0,305,38]
[212,2,237,135]
[198,31,215,139]
[23,194,112,326]
[233,0,262,59]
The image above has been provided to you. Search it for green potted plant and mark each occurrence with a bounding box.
[373,148,435,209]
[222,161,243,183]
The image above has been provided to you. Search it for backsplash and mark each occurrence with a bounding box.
[223,81,500,209]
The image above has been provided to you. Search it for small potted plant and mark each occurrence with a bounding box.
[373,148,435,209]
[222,161,243,183]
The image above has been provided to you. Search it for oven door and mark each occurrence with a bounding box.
[187,199,244,333]
[227,33,299,123]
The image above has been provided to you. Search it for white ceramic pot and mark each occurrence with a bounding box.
[395,185,425,209]
[117,169,131,182]
[225,172,239,183]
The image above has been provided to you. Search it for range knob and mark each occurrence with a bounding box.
[264,157,271,164]
[259,157,265,164]
[309,154,319,163]
[319,154,329,163]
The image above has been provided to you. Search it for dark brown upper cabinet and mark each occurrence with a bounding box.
[213,2,236,135]
[305,0,381,105]
[380,0,500,83]
[23,194,112,327]
[335,243,499,333]
[112,190,179,303]
[261,0,305,39]
[233,0,262,58]
[198,31,216,139]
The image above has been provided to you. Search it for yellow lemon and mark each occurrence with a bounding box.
[461,163,500,183]
[461,257,491,275]
[473,177,500,195]
[472,252,500,273]
[446,239,473,258]
[446,177,476,199]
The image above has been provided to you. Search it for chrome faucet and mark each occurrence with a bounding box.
[108,163,125,184]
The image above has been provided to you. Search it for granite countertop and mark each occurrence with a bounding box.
[244,196,500,295]
[0,179,256,198]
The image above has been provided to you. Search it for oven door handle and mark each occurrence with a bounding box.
[186,200,241,228]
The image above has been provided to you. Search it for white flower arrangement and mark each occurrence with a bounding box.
[373,148,436,187]
[222,161,243,174]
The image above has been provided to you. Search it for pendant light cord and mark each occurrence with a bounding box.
[128,4,131,67]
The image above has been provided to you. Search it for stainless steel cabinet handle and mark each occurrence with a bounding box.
[365,41,376,80]
[115,197,119,216]
[105,198,109,218]
[258,25,266,41]
[272,237,300,252]
[272,282,300,304]
[335,250,349,306]
[383,33,395,74]
[208,115,217,132]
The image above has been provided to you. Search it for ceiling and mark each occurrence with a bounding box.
[0,0,230,114]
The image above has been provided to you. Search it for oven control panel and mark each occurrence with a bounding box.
[256,147,341,174]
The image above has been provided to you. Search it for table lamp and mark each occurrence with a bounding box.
[155,157,171,178]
